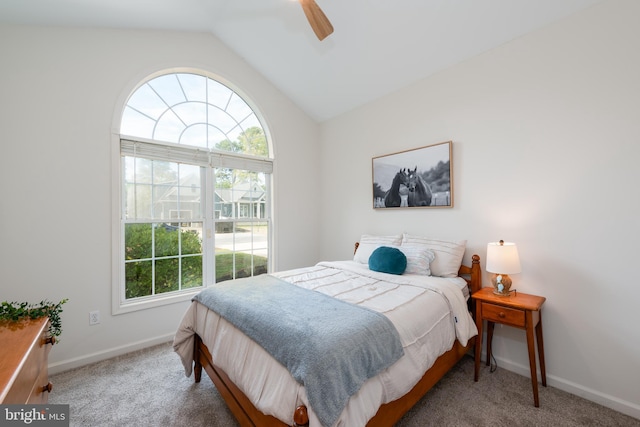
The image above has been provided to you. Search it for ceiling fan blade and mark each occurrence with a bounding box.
[298,0,334,41]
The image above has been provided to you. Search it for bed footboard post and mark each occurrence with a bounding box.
[193,334,203,383]
[293,405,309,427]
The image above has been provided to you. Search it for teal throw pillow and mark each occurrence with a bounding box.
[368,246,407,275]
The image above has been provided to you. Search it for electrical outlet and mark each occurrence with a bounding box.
[89,310,100,325]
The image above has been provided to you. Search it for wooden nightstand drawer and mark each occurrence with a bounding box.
[482,302,525,327]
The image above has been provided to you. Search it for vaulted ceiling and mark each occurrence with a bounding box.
[0,0,603,122]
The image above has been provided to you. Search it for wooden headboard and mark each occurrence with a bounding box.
[353,241,482,295]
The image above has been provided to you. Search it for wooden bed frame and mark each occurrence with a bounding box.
[192,247,482,427]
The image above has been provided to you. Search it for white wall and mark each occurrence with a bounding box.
[319,0,640,419]
[2,0,639,420]
[0,25,321,370]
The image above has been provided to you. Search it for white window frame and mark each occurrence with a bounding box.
[111,71,273,315]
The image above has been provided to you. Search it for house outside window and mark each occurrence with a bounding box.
[114,71,272,313]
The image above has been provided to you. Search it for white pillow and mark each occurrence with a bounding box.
[354,234,403,264]
[398,244,436,275]
[401,234,466,278]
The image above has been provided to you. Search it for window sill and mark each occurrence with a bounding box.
[112,288,201,315]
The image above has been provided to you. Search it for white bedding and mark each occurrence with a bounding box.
[173,260,477,427]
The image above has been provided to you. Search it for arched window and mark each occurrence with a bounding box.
[115,72,272,311]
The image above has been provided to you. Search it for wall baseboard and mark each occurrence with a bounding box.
[48,334,175,375]
[491,354,640,421]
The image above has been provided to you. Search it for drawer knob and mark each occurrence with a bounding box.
[499,312,506,318]
[45,336,56,346]
[42,382,53,393]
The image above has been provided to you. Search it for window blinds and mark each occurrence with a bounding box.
[120,138,273,174]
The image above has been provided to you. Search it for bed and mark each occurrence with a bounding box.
[173,234,482,427]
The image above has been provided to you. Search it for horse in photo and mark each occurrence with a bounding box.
[384,168,409,207]
[406,166,432,206]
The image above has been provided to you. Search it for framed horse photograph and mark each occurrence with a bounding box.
[372,141,453,209]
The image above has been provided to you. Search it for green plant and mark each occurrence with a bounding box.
[125,223,204,299]
[0,299,69,339]
[215,251,268,282]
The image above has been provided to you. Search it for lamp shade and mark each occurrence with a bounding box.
[486,241,521,274]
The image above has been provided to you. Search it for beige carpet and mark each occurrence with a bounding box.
[50,342,639,426]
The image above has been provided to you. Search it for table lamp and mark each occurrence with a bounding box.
[486,240,521,296]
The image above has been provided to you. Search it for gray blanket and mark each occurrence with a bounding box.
[193,274,404,427]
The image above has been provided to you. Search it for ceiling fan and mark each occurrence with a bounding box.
[298,0,334,41]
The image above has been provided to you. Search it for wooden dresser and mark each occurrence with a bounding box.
[0,317,55,403]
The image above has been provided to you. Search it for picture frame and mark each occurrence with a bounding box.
[372,141,453,209]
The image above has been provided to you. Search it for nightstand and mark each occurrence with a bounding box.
[472,287,546,407]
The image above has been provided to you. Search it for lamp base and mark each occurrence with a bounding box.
[490,273,513,296]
